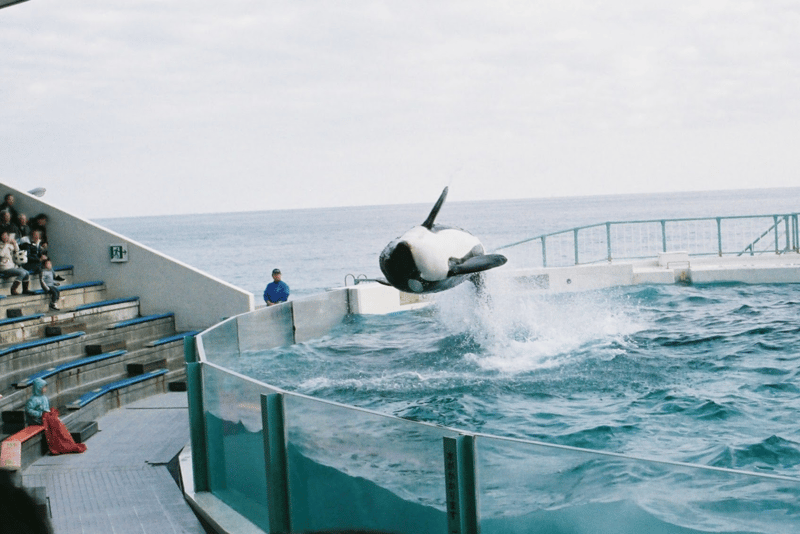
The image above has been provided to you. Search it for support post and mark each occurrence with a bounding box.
[716,218,723,256]
[541,237,547,268]
[661,220,667,253]
[185,361,209,492]
[443,435,479,534]
[184,335,199,364]
[573,228,579,265]
[606,223,612,262]
[262,393,291,534]
[784,216,791,253]
[774,216,779,254]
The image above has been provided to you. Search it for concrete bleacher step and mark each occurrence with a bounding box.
[0,290,137,347]
[0,279,106,318]
[0,313,176,379]
[1,329,191,425]
[0,261,196,471]
[69,420,98,444]
[0,265,74,294]
[67,369,169,410]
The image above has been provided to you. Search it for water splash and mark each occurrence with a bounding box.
[432,275,648,373]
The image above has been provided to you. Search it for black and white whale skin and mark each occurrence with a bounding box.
[379,187,507,294]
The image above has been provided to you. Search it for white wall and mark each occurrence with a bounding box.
[2,183,254,331]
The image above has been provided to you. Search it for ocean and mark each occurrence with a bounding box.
[98,187,800,479]
[98,187,800,300]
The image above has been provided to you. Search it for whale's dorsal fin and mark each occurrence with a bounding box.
[422,187,448,229]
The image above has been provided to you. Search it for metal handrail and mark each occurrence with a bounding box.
[495,213,800,268]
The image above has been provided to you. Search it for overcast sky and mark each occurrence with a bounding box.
[2,1,799,218]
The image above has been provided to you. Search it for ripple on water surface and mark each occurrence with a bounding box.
[234,282,800,477]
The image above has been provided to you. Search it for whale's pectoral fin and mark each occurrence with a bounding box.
[448,254,507,276]
[421,187,448,229]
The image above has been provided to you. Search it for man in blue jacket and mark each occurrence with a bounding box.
[264,268,290,306]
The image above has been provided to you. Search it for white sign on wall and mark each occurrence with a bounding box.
[109,244,129,263]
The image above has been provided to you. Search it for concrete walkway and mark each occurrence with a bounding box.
[22,392,206,534]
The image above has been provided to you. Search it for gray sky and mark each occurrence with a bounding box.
[2,1,800,218]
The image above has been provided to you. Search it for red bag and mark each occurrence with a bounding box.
[42,409,87,455]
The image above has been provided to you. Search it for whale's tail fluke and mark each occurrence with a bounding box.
[422,187,448,229]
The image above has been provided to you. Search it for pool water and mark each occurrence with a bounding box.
[232,280,800,478]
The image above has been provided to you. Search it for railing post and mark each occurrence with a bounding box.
[774,216,779,254]
[541,237,547,268]
[606,223,612,262]
[716,218,723,256]
[573,228,579,265]
[443,435,479,534]
[184,335,209,493]
[661,220,667,252]
[784,216,790,253]
[262,393,292,534]
[794,214,799,252]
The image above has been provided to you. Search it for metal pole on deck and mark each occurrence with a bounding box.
[443,435,479,534]
[261,393,292,534]
[184,337,209,492]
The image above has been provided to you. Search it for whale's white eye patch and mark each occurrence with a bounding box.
[408,279,423,292]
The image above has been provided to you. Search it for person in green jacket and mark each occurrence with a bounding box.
[25,378,50,426]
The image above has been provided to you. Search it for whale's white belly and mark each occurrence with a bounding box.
[402,226,482,281]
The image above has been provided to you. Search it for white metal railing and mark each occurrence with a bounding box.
[495,214,800,268]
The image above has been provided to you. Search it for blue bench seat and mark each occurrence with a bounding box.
[73,297,139,312]
[148,331,201,347]
[0,313,45,327]
[67,369,168,409]
[30,280,104,296]
[108,313,174,330]
[0,332,85,358]
[16,350,128,388]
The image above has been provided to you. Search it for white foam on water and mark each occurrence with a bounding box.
[298,369,476,394]
[434,274,647,374]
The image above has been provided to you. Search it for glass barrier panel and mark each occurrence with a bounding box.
[292,290,349,343]
[476,436,800,534]
[202,364,280,532]
[283,393,458,534]
[237,304,295,354]
[197,317,240,365]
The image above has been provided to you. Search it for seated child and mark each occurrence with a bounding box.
[25,378,50,426]
[39,259,61,310]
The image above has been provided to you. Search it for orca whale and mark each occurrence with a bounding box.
[379,187,507,294]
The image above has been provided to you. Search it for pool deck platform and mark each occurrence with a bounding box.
[21,392,206,534]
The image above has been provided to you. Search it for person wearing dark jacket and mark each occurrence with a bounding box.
[22,230,48,273]
[0,193,19,225]
[30,213,49,246]
[0,210,20,240]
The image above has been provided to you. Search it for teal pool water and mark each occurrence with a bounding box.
[232,282,800,478]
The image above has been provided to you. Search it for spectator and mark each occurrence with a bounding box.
[30,213,49,246]
[264,268,290,306]
[16,213,31,242]
[40,259,61,310]
[0,193,19,225]
[25,378,50,426]
[0,210,20,240]
[0,231,31,294]
[21,230,48,274]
